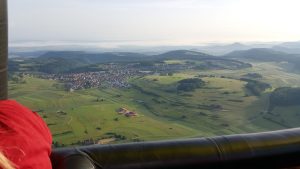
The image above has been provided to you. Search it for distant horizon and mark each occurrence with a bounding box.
[8,40,290,48]
[8,39,300,57]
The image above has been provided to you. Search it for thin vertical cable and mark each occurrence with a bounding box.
[0,0,8,100]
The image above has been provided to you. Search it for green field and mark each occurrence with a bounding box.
[9,77,200,146]
[8,61,300,146]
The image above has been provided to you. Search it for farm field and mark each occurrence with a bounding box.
[8,61,300,146]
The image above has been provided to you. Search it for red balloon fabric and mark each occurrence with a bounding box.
[0,100,52,169]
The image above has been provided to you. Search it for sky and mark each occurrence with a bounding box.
[8,0,300,46]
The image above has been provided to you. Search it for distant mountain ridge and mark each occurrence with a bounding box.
[224,48,300,72]
[277,41,300,48]
[9,40,300,57]
[155,50,213,60]
[225,48,300,62]
[38,50,249,64]
[272,41,300,54]
[39,51,148,64]
[198,43,251,55]
[37,50,227,62]
[13,50,251,74]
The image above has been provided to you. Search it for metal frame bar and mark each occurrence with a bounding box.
[51,128,300,169]
[0,0,8,100]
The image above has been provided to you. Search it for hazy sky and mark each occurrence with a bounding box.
[8,0,300,45]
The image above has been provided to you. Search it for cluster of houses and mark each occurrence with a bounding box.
[40,69,139,90]
[117,108,138,117]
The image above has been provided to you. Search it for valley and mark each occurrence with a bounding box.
[8,49,300,147]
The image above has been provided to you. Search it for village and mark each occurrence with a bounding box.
[39,65,148,90]
[38,62,191,91]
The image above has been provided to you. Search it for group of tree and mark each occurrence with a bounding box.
[242,73,263,79]
[177,78,205,92]
[36,57,86,74]
[241,78,271,96]
[269,87,300,111]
